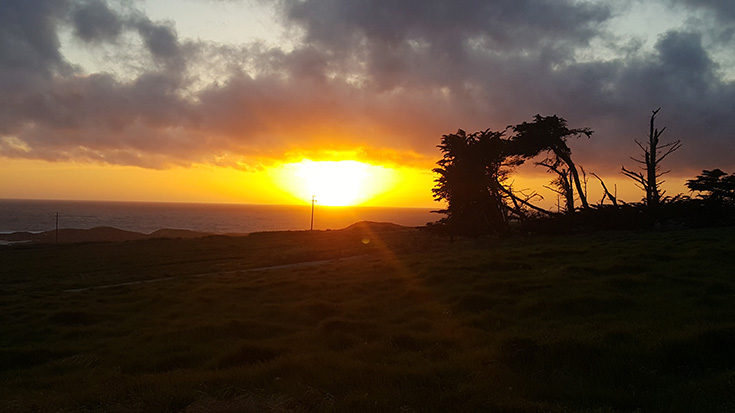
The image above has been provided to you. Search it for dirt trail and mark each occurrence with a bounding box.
[62,256,364,293]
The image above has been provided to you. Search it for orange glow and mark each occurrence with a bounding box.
[0,159,287,204]
[271,160,398,206]
[0,158,438,207]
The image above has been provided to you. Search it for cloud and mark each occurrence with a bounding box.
[282,0,611,51]
[0,0,734,182]
[71,0,123,43]
[670,0,735,23]
[278,0,612,90]
[575,30,735,172]
[131,15,184,70]
[0,0,197,166]
[0,0,72,89]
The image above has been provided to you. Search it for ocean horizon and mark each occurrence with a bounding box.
[0,199,438,235]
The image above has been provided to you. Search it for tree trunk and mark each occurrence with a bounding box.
[560,152,589,210]
[647,110,661,206]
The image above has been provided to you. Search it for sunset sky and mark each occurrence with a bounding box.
[1,0,734,207]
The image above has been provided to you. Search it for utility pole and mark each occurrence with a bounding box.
[310,195,316,231]
[55,212,59,244]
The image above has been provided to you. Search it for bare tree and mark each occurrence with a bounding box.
[622,108,682,206]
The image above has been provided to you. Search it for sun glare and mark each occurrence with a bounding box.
[273,160,396,206]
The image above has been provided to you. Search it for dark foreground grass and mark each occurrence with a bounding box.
[2,225,735,412]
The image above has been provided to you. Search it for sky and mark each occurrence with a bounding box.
[1,0,734,207]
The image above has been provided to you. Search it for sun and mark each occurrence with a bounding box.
[272,160,396,206]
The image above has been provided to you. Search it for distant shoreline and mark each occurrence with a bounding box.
[0,221,414,245]
[0,226,218,245]
[0,199,436,235]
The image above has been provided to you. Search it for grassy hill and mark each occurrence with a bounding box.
[1,224,734,412]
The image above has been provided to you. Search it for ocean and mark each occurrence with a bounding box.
[0,199,438,234]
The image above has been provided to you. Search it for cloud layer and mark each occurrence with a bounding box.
[1,0,734,177]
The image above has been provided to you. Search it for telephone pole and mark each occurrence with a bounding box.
[310,195,316,231]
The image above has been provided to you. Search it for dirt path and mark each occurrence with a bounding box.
[63,256,364,293]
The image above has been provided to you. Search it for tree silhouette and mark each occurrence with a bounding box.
[686,169,735,205]
[508,115,593,213]
[622,108,681,206]
[432,129,516,236]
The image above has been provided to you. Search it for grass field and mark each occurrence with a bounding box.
[2,224,735,412]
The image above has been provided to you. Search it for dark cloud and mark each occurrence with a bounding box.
[656,31,714,81]
[279,0,611,90]
[0,0,72,142]
[132,16,184,69]
[70,0,185,69]
[555,30,735,175]
[0,0,71,94]
[71,0,123,42]
[283,0,610,51]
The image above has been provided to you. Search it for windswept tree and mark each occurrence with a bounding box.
[432,129,516,236]
[622,108,682,206]
[432,115,594,235]
[508,115,593,213]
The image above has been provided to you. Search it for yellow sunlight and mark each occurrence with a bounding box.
[271,160,398,206]
[0,158,438,207]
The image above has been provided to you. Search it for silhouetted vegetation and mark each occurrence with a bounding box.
[508,115,593,212]
[622,108,682,206]
[677,169,735,227]
[687,169,735,205]
[432,110,735,235]
[432,114,593,236]
[432,129,514,236]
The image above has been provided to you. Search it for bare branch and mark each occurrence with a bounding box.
[657,140,682,163]
[591,173,618,206]
[543,185,565,196]
[629,156,646,165]
[497,185,555,216]
[634,140,647,152]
